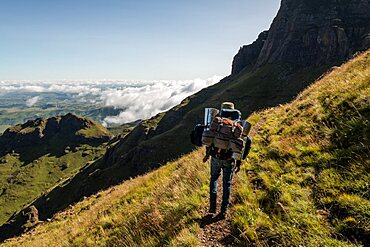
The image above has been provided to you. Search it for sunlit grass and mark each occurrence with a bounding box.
[2,150,208,247]
[233,51,370,246]
[2,51,369,247]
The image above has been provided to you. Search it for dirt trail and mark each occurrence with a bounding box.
[197,178,239,246]
[197,116,266,246]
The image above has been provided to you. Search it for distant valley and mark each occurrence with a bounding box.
[0,77,221,131]
[0,91,123,130]
[0,0,369,245]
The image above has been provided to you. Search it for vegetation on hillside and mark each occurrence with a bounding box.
[0,114,111,226]
[2,151,209,247]
[233,51,370,246]
[0,126,10,134]
[1,51,369,246]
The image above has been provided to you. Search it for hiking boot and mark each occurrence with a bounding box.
[219,207,228,219]
[209,204,216,214]
[218,211,227,219]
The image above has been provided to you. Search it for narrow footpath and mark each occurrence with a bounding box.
[197,116,266,246]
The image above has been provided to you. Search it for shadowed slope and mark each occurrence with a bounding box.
[2,49,369,247]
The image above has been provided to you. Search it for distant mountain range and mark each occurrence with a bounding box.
[0,0,369,243]
[0,114,111,228]
[2,42,369,247]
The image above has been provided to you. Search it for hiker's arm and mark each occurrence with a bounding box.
[203,147,210,163]
[235,160,242,173]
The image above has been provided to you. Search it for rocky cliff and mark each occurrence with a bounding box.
[1,0,369,242]
[232,31,269,74]
[232,0,370,75]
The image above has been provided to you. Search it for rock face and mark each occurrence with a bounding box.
[232,0,370,75]
[232,31,269,75]
[1,1,370,242]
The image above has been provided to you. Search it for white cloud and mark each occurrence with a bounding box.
[0,76,224,125]
[101,76,223,125]
[26,96,40,107]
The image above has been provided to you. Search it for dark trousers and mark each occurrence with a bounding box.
[209,157,235,212]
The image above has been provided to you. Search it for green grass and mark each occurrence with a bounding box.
[0,145,107,225]
[108,120,141,136]
[2,150,209,247]
[0,126,10,134]
[77,123,111,138]
[0,114,112,226]
[233,51,370,246]
[2,51,369,246]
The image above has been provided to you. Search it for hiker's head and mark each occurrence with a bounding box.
[220,102,234,110]
[220,102,241,121]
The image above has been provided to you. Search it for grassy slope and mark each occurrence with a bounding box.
[233,51,370,246]
[0,126,10,134]
[0,60,325,236]
[2,150,209,247]
[2,51,369,246]
[0,145,107,226]
[0,115,111,225]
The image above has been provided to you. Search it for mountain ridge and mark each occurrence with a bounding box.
[232,0,370,75]
[0,114,111,229]
[1,0,369,241]
[1,49,368,246]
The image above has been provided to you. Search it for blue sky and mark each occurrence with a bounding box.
[0,0,280,80]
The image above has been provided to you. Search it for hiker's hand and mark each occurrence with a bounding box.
[235,160,242,173]
[203,156,209,163]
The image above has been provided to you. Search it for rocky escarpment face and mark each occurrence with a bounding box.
[232,31,269,75]
[232,0,370,75]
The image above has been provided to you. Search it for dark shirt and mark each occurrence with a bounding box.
[206,144,233,161]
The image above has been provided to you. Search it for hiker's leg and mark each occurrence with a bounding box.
[221,160,235,213]
[210,157,221,210]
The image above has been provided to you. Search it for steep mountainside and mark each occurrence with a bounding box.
[233,0,370,74]
[2,50,368,247]
[0,114,111,227]
[96,0,370,178]
[233,50,370,246]
[1,1,369,240]
[1,0,369,241]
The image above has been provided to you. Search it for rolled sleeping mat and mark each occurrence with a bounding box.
[229,138,245,153]
[220,109,241,121]
[213,133,230,150]
[241,120,253,136]
[204,108,220,127]
[202,130,215,147]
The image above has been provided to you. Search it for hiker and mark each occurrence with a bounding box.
[190,102,252,217]
[202,102,251,218]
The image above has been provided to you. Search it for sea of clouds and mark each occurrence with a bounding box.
[0,76,223,125]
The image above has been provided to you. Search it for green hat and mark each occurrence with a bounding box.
[221,102,235,110]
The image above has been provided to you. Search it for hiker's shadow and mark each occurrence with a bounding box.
[198,213,224,228]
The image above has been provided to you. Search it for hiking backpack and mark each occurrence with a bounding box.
[202,116,245,153]
[190,124,205,147]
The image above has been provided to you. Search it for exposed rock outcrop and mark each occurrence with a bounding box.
[232,0,370,75]
[232,31,269,75]
[1,0,369,242]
